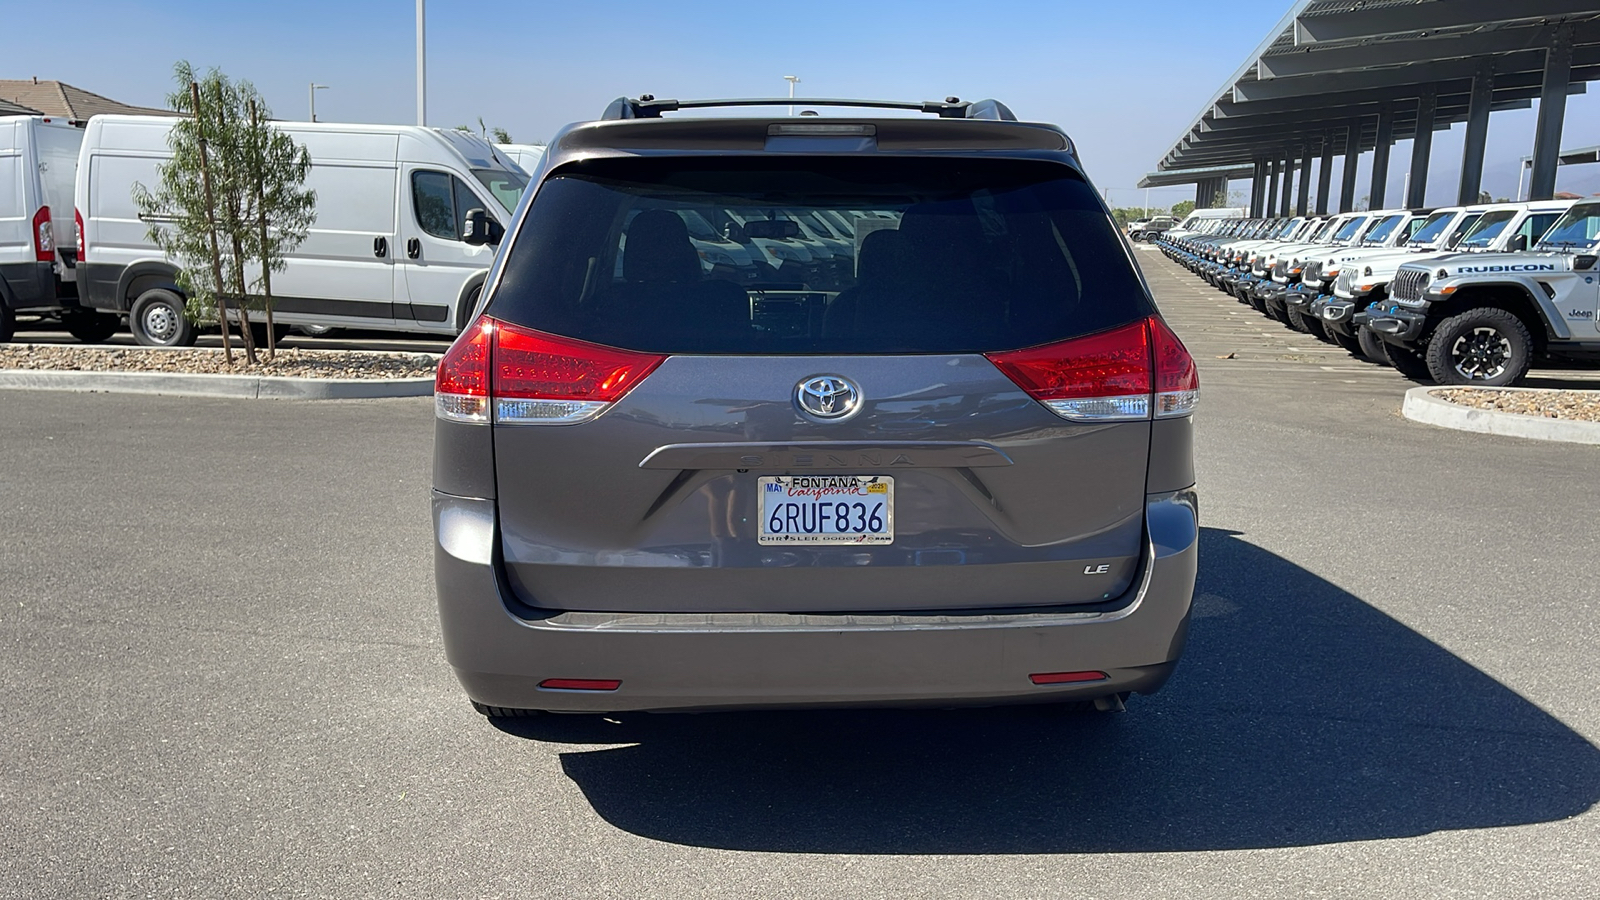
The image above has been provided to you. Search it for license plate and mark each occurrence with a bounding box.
[758,475,893,545]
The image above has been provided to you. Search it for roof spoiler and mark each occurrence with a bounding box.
[600,96,1018,121]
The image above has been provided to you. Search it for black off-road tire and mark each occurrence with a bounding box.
[1424,307,1533,387]
[1328,326,1364,357]
[471,701,543,718]
[1357,326,1392,366]
[130,289,196,347]
[62,310,121,344]
[1285,306,1315,334]
[1382,340,1433,381]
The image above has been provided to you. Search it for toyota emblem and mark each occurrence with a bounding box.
[794,375,862,421]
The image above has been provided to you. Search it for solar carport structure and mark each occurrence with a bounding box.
[1141,0,1600,216]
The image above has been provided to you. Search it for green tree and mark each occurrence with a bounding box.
[1170,200,1196,218]
[134,62,315,364]
[455,117,513,144]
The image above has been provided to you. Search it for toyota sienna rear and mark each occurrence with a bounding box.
[432,97,1199,715]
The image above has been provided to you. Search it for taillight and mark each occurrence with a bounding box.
[986,316,1197,422]
[32,206,53,262]
[75,207,85,259]
[435,317,665,426]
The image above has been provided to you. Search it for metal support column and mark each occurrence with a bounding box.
[1316,132,1334,215]
[1529,23,1576,201]
[1253,160,1267,216]
[1457,68,1495,205]
[1194,180,1207,208]
[1406,89,1436,209]
[1370,106,1394,210]
[1340,122,1361,213]
[1265,158,1279,217]
[1279,150,1295,217]
[1296,143,1313,216]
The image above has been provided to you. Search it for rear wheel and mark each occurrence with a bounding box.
[1424,307,1532,387]
[62,310,121,344]
[471,701,543,718]
[130,289,196,347]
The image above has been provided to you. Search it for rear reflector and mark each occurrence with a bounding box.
[538,678,622,691]
[986,316,1197,422]
[435,317,665,425]
[74,207,85,259]
[1029,671,1108,685]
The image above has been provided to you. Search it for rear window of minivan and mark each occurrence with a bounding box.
[487,157,1154,355]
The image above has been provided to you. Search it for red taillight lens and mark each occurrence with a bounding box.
[1150,316,1199,418]
[32,206,54,262]
[987,316,1197,422]
[986,319,1152,421]
[74,208,85,259]
[538,678,621,692]
[434,317,665,425]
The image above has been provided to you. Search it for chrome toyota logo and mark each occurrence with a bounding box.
[794,375,861,421]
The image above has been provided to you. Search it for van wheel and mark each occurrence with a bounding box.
[471,701,543,718]
[1424,307,1532,387]
[62,310,121,344]
[130,289,196,347]
[0,306,14,343]
[297,324,340,338]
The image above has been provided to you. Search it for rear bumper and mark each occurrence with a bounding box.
[434,489,1198,712]
[0,261,60,311]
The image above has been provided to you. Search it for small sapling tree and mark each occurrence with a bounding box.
[134,62,314,364]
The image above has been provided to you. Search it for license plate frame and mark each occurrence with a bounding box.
[758,475,894,545]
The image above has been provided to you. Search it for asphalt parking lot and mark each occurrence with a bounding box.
[2,251,1597,898]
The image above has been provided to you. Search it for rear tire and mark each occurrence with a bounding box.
[1423,307,1533,387]
[62,310,121,344]
[130,289,196,347]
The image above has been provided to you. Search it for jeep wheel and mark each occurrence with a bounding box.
[1425,307,1532,387]
[62,310,121,344]
[1285,306,1315,335]
[1383,341,1433,382]
[1356,327,1392,366]
[130,289,197,347]
[1328,326,1363,358]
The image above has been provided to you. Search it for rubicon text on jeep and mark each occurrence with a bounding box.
[431,96,1199,716]
[1367,199,1600,385]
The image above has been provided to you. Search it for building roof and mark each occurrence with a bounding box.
[0,79,171,124]
[1153,1,1600,173]
[0,97,43,115]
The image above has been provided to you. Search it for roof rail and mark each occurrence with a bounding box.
[600,96,1017,122]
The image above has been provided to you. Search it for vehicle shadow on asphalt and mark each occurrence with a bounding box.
[490,527,1600,853]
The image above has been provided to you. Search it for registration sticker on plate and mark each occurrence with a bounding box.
[758,475,893,545]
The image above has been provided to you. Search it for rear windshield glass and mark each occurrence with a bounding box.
[487,157,1153,354]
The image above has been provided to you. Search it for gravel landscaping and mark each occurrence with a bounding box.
[1433,388,1600,423]
[0,344,438,379]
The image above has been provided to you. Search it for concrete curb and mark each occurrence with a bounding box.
[1402,386,1600,445]
[0,369,434,400]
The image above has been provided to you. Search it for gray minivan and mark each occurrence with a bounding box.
[432,97,1199,715]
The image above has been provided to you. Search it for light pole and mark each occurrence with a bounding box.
[784,75,800,116]
[309,83,329,122]
[416,0,426,126]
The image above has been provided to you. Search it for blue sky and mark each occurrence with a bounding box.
[8,0,1599,208]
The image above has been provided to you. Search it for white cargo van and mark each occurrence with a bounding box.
[0,115,119,342]
[76,116,528,345]
[495,143,546,175]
